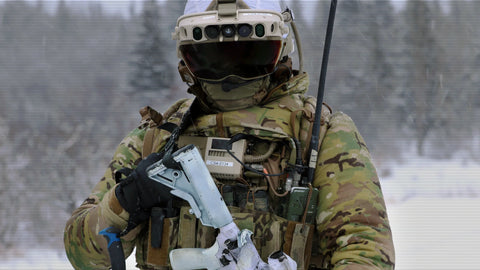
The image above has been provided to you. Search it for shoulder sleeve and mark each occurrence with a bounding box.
[64,128,145,270]
[313,112,395,269]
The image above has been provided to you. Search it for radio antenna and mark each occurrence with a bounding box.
[307,0,338,184]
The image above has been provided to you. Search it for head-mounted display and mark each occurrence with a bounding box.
[173,1,293,81]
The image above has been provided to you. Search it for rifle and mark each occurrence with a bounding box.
[147,144,295,269]
[102,144,293,269]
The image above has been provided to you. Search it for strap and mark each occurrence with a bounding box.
[142,121,183,158]
[284,222,314,270]
[140,99,195,159]
[163,101,193,155]
[216,112,226,137]
[142,128,156,159]
[291,224,313,270]
[303,101,332,163]
[139,106,164,159]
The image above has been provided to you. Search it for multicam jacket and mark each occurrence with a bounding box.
[64,73,395,270]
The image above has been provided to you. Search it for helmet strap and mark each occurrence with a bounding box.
[178,60,198,86]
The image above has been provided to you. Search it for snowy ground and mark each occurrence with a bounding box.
[381,156,480,270]
[0,250,137,270]
[1,157,479,269]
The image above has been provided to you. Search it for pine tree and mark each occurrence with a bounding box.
[440,1,480,156]
[161,0,188,70]
[55,0,71,32]
[294,0,329,94]
[356,1,399,154]
[324,0,371,115]
[129,0,172,92]
[162,0,187,40]
[403,0,446,156]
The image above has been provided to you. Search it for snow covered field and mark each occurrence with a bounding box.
[1,157,479,269]
[381,156,480,270]
[0,250,137,270]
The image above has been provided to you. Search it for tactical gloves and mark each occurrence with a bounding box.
[115,152,173,229]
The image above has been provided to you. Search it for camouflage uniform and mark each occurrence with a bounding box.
[64,73,395,269]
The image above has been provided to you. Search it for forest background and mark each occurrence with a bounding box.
[0,0,479,260]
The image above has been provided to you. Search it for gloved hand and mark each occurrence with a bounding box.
[217,226,297,270]
[115,152,173,224]
[219,229,269,270]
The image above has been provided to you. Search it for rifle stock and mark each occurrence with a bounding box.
[147,144,233,229]
[169,241,222,270]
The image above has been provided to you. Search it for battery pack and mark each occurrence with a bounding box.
[178,136,246,180]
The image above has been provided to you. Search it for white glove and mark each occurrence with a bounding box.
[267,251,297,270]
[217,226,297,270]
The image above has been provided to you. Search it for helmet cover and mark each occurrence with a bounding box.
[184,0,281,14]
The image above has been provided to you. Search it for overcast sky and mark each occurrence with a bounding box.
[1,0,411,17]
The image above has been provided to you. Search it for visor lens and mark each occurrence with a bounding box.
[180,40,282,81]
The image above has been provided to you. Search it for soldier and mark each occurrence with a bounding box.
[64,0,395,269]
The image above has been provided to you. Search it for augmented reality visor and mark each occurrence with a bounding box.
[180,40,282,81]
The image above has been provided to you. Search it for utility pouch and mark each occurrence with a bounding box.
[286,187,319,224]
[146,215,179,267]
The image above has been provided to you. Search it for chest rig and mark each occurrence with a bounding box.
[138,73,331,269]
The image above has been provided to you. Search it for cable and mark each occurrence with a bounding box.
[225,134,286,177]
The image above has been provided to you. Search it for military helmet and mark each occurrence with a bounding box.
[172,0,294,82]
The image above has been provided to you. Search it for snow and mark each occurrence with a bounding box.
[380,155,480,203]
[1,157,478,269]
[381,156,480,270]
[388,197,479,270]
[0,250,137,270]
